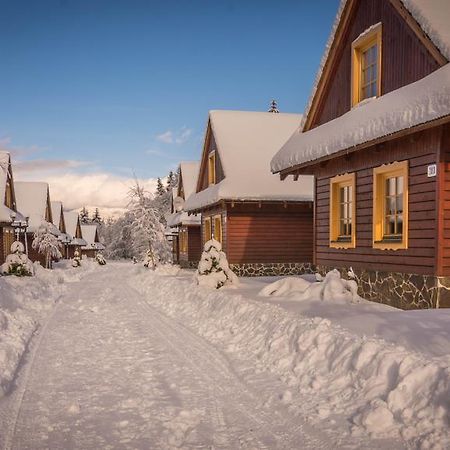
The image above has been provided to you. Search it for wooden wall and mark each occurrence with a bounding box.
[198,131,225,191]
[311,0,440,129]
[179,225,202,263]
[313,127,441,275]
[226,203,313,264]
[437,124,450,276]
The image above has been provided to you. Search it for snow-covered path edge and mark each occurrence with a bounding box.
[133,269,450,450]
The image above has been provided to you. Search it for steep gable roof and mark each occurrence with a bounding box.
[64,210,86,246]
[302,0,449,132]
[185,110,313,211]
[14,181,52,232]
[81,224,105,250]
[178,161,200,200]
[51,201,66,233]
[0,151,17,223]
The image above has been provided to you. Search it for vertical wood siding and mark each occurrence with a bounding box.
[226,203,313,264]
[311,0,440,129]
[313,127,441,275]
[438,124,450,275]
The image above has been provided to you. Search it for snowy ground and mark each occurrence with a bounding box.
[0,262,448,449]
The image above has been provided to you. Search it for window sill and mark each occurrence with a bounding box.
[373,240,407,250]
[330,240,355,249]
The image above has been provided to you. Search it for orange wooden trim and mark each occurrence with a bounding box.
[304,0,358,132]
[389,0,447,66]
[196,118,212,193]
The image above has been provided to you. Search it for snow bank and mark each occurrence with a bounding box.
[133,271,450,449]
[0,262,97,397]
[259,269,360,303]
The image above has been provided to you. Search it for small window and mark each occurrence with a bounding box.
[208,152,216,185]
[180,229,188,253]
[213,215,222,243]
[373,161,408,250]
[204,217,212,242]
[330,173,356,248]
[352,23,382,106]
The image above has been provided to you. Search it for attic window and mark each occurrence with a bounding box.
[352,23,382,106]
[208,151,216,185]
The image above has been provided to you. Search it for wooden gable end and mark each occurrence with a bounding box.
[177,170,185,200]
[45,188,53,224]
[3,156,17,211]
[196,120,225,192]
[59,206,66,233]
[75,218,82,239]
[305,0,446,131]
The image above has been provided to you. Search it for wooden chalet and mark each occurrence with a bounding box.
[51,201,71,259]
[271,0,450,308]
[167,162,202,268]
[185,110,314,276]
[81,224,105,258]
[14,181,54,266]
[64,211,87,258]
[0,152,22,265]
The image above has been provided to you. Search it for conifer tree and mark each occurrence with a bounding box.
[156,177,165,197]
[92,208,103,224]
[79,206,90,224]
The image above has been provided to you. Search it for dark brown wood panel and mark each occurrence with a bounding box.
[187,225,202,262]
[311,0,441,129]
[226,203,313,264]
[312,127,441,275]
[198,131,225,191]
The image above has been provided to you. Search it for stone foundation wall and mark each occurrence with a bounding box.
[179,260,199,270]
[229,262,315,277]
[315,265,450,309]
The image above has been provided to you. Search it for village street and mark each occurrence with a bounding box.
[0,263,406,450]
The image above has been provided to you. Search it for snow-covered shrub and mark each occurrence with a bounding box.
[72,249,81,267]
[1,241,34,277]
[143,249,156,269]
[32,222,62,269]
[95,253,106,265]
[194,239,239,289]
[259,269,360,303]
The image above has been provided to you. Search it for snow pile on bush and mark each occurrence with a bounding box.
[194,239,239,289]
[72,249,81,267]
[133,271,450,449]
[1,241,34,277]
[259,269,360,303]
[95,253,106,265]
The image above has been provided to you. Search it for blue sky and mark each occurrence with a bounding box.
[0,0,339,212]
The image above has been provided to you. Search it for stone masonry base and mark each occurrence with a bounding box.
[229,262,315,278]
[315,265,450,309]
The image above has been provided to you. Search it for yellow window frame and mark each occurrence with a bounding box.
[208,151,216,186]
[204,217,212,242]
[373,160,408,250]
[330,173,356,249]
[213,214,222,243]
[180,228,188,253]
[351,23,382,107]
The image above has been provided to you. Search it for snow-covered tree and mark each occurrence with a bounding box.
[156,177,165,197]
[32,222,62,269]
[72,249,81,267]
[79,206,90,224]
[1,241,34,276]
[92,208,103,224]
[195,239,239,289]
[268,99,280,113]
[166,170,178,191]
[95,252,106,265]
[128,179,171,266]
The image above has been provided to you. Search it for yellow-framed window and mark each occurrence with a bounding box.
[373,161,408,250]
[351,23,382,106]
[204,217,212,242]
[208,151,216,185]
[330,173,356,249]
[213,215,222,243]
[180,229,188,253]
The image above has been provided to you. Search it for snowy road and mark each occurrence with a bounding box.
[0,264,337,449]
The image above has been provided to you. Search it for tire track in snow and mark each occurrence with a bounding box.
[126,275,332,449]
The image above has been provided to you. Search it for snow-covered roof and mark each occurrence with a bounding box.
[301,0,450,131]
[179,161,200,200]
[0,152,15,224]
[64,210,86,246]
[167,211,201,227]
[185,110,313,211]
[81,224,104,250]
[271,63,450,173]
[14,181,51,232]
[51,201,63,230]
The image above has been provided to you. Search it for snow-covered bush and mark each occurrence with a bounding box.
[259,269,360,303]
[1,241,34,277]
[32,222,62,269]
[72,249,81,267]
[194,239,239,289]
[143,249,156,269]
[95,253,106,265]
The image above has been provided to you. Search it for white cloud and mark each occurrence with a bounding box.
[156,126,193,145]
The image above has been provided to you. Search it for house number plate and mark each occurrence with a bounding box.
[427,164,437,177]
